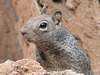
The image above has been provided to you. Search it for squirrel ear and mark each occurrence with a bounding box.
[41,6,46,15]
[52,11,62,25]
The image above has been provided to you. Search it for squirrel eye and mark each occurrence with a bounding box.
[39,22,47,28]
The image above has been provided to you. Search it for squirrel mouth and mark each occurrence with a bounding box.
[27,39,32,42]
[26,38,36,43]
[22,34,36,43]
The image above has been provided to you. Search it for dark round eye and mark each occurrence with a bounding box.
[39,22,47,28]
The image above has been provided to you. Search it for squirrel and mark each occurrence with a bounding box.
[21,6,94,75]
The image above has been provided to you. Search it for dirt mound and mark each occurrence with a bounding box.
[0,59,84,75]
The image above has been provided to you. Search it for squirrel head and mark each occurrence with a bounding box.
[21,6,63,43]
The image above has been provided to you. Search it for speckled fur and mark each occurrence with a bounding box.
[21,9,94,75]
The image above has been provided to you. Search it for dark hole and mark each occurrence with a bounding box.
[53,0,62,3]
[99,0,100,3]
[37,0,43,7]
[37,0,48,8]
[75,37,80,40]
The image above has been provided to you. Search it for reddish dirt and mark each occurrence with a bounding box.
[0,0,23,62]
[0,59,84,75]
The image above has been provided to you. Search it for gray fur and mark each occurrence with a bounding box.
[41,6,46,15]
[21,7,94,75]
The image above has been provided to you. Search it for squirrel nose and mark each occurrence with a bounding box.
[21,31,26,35]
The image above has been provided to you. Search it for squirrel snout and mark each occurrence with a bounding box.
[21,28,26,35]
[21,31,26,35]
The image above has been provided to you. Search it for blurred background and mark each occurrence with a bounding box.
[0,0,100,74]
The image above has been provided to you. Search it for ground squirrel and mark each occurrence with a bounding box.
[21,6,94,75]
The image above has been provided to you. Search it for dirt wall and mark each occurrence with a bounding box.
[0,0,23,62]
